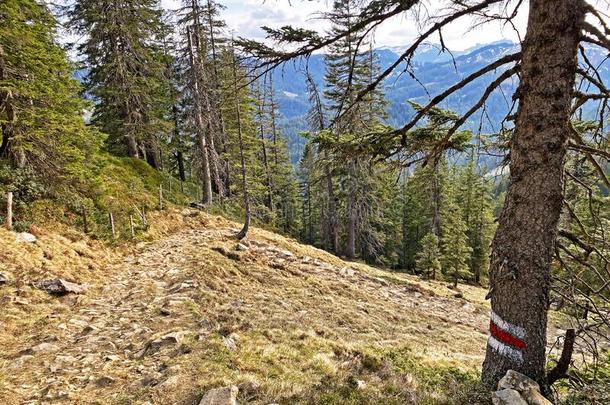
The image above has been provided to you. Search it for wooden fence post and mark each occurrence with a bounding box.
[82,206,88,234]
[109,212,115,238]
[140,206,148,226]
[129,214,135,237]
[158,184,163,210]
[6,191,13,231]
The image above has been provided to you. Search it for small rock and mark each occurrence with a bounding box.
[235,243,249,251]
[12,296,29,305]
[13,355,34,368]
[492,389,528,405]
[138,331,189,357]
[138,372,163,387]
[355,380,367,390]
[222,336,238,352]
[151,331,188,349]
[16,232,37,243]
[199,385,238,405]
[30,342,60,354]
[34,279,87,295]
[94,376,115,388]
[0,272,10,285]
[339,267,355,277]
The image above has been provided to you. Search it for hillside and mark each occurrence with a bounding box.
[0,208,504,404]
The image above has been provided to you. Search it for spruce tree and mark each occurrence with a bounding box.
[321,0,387,260]
[457,152,495,284]
[68,0,169,163]
[440,175,473,287]
[416,233,442,280]
[0,0,96,178]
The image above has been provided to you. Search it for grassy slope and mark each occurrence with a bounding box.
[0,209,494,404]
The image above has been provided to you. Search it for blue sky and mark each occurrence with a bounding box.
[162,0,529,50]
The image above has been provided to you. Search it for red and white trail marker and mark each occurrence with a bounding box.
[487,311,526,363]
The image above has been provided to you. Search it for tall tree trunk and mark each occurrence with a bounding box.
[482,0,585,392]
[176,151,187,182]
[187,26,213,205]
[324,161,339,254]
[258,85,274,212]
[345,161,357,260]
[206,0,230,195]
[191,0,224,199]
[0,44,13,159]
[145,141,160,169]
[431,163,441,237]
[232,50,250,240]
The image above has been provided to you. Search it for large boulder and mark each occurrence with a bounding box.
[199,385,238,405]
[494,370,553,405]
[498,370,540,393]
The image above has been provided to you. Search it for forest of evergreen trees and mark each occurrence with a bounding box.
[0,0,499,286]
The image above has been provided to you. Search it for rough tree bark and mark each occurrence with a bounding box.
[482,0,586,392]
[187,26,213,205]
[232,49,250,241]
[345,160,357,260]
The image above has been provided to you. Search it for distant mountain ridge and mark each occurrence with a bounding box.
[272,41,609,163]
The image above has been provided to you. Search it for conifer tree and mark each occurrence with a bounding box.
[321,0,387,260]
[176,0,227,204]
[0,0,95,178]
[457,152,495,284]
[298,143,317,244]
[440,174,473,286]
[230,46,250,240]
[68,0,169,163]
[416,233,442,280]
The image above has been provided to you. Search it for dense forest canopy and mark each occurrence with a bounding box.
[1,0,609,403]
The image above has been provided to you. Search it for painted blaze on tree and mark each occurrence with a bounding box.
[482,0,586,391]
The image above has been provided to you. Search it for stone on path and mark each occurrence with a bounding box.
[34,279,87,295]
[235,243,249,251]
[16,232,37,243]
[199,385,238,405]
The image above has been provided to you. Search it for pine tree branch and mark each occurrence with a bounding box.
[385,52,520,140]
[350,0,504,109]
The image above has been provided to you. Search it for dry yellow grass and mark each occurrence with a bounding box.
[0,209,502,404]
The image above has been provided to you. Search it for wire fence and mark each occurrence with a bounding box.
[1,176,203,240]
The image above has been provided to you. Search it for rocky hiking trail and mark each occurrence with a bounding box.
[1,210,499,404]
